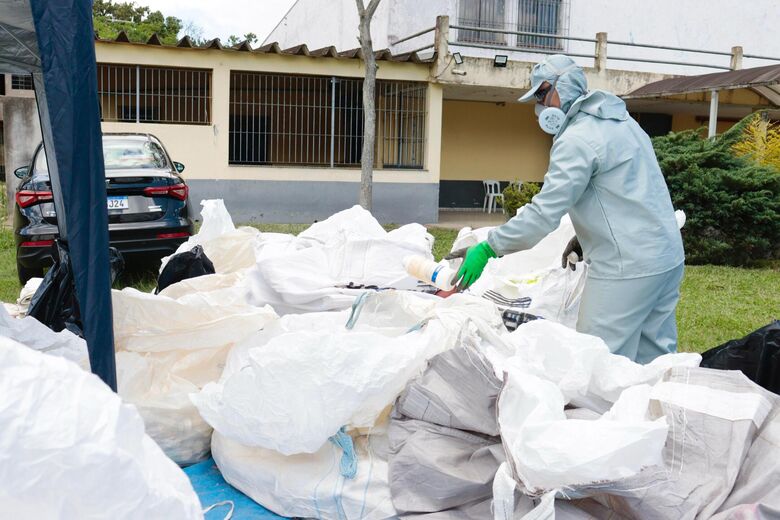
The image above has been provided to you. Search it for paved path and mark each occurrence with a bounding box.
[428,210,509,229]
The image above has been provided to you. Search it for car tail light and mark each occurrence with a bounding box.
[20,240,55,248]
[157,232,190,240]
[16,190,53,208]
[143,183,188,201]
[168,184,188,201]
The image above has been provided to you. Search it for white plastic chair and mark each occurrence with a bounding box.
[482,180,504,214]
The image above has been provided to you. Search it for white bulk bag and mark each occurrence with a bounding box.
[496,370,668,494]
[0,338,202,520]
[246,206,435,314]
[212,429,397,520]
[0,304,88,368]
[113,287,278,464]
[194,318,451,455]
[489,320,701,411]
[161,199,259,274]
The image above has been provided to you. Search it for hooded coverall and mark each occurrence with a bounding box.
[487,60,685,364]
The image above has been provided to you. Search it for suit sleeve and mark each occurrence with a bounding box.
[487,134,599,256]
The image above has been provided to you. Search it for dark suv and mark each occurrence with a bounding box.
[14,133,195,283]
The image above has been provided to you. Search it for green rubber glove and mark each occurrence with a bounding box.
[455,241,497,290]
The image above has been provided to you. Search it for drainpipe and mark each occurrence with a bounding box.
[708,90,719,138]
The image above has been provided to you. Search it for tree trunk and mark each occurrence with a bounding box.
[356,0,381,211]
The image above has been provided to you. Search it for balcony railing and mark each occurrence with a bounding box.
[390,16,780,72]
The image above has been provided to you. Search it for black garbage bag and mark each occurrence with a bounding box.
[700,321,780,395]
[155,245,215,294]
[27,242,124,338]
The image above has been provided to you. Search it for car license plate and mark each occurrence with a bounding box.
[107,196,129,210]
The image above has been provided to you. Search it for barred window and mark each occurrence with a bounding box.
[377,81,427,169]
[458,0,507,45]
[97,63,212,125]
[228,71,426,169]
[457,0,567,51]
[11,74,34,90]
[516,0,565,50]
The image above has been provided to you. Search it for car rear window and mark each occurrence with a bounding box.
[32,138,169,177]
[103,139,169,170]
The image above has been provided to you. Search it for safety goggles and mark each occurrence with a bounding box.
[534,84,553,103]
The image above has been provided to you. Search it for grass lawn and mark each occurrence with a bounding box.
[0,224,775,354]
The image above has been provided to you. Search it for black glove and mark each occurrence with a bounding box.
[561,236,582,271]
[444,247,469,261]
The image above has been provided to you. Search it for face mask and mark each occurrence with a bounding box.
[537,106,566,135]
[534,62,580,135]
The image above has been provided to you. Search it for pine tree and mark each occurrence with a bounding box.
[652,113,780,265]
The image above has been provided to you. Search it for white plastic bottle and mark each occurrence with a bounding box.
[403,255,458,291]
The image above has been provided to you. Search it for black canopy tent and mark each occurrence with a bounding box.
[0,0,116,389]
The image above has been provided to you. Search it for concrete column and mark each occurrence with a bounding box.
[433,15,450,78]
[2,97,42,215]
[210,64,231,171]
[730,46,743,70]
[708,90,719,138]
[595,32,608,73]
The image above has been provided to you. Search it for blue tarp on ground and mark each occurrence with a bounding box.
[0,0,116,389]
[185,458,287,519]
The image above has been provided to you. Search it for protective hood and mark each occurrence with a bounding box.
[555,90,629,139]
[519,54,587,113]
[575,90,628,120]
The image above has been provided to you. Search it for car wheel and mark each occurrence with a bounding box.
[17,263,44,285]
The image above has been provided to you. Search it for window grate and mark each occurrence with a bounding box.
[458,0,507,45]
[516,0,567,50]
[97,63,212,125]
[377,81,426,169]
[457,0,569,51]
[228,71,426,169]
[11,74,33,90]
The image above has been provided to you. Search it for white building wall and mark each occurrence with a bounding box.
[264,0,393,52]
[268,0,780,76]
[564,0,780,74]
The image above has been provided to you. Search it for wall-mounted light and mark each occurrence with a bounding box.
[453,52,463,65]
[494,54,508,68]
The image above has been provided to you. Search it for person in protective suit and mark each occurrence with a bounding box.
[454,54,684,364]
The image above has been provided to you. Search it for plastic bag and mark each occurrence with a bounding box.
[156,245,215,294]
[0,337,202,519]
[27,243,124,337]
[701,321,780,394]
[27,241,82,336]
[456,216,586,328]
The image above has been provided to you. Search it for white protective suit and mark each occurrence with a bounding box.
[487,55,685,363]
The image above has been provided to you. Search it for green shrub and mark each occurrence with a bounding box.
[500,181,541,215]
[652,114,780,265]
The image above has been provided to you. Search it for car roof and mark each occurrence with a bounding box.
[101,133,162,143]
